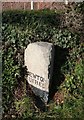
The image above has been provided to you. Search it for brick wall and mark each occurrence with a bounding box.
[2,2,65,11]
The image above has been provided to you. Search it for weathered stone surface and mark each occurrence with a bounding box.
[25,42,54,103]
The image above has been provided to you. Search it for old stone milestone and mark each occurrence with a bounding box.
[25,42,54,103]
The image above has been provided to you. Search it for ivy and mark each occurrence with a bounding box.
[2,8,84,118]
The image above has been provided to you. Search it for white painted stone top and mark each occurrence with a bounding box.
[25,42,54,103]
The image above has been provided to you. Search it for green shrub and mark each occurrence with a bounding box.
[2,8,84,119]
[15,97,34,118]
[62,59,84,97]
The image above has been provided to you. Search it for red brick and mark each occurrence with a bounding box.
[2,2,12,11]
[11,2,24,10]
[2,2,65,11]
[33,2,39,10]
[50,2,65,10]
[24,2,31,10]
[38,2,51,10]
[38,2,44,9]
[43,2,51,9]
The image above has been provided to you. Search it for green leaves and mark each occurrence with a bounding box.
[63,60,84,98]
[2,8,84,118]
[52,29,78,49]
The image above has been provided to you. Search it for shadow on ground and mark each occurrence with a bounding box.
[48,45,69,101]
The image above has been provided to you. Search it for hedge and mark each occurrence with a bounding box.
[2,9,84,119]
